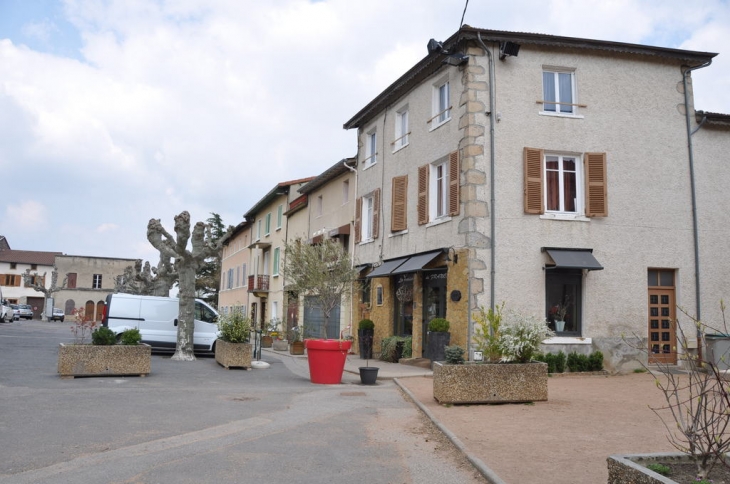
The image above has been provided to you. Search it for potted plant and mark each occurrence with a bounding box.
[357,319,375,359]
[281,238,357,384]
[289,326,305,355]
[261,319,276,348]
[432,306,551,404]
[271,319,288,351]
[359,354,379,385]
[549,299,570,332]
[58,308,151,379]
[426,318,450,363]
[215,310,252,369]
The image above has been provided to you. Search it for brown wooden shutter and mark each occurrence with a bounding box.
[391,176,408,232]
[372,188,380,239]
[523,147,544,214]
[68,273,77,289]
[354,197,362,243]
[418,164,429,225]
[448,151,460,216]
[585,152,608,217]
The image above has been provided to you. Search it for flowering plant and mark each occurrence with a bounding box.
[498,310,554,363]
[549,299,570,321]
[70,308,97,344]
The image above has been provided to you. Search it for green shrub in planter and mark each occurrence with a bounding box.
[91,326,116,345]
[444,345,465,364]
[428,318,450,333]
[218,311,252,343]
[120,328,142,345]
[358,319,374,331]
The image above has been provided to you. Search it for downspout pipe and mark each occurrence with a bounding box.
[475,33,497,355]
[682,60,711,323]
[344,160,358,336]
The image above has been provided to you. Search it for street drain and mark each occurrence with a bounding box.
[340,391,366,397]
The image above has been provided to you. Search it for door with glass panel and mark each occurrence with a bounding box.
[647,269,676,364]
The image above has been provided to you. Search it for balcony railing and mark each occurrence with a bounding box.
[248,275,270,293]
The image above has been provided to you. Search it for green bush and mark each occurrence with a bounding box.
[428,318,450,333]
[646,463,670,476]
[589,351,604,371]
[567,351,604,372]
[472,303,504,362]
[555,351,567,373]
[358,319,375,331]
[380,336,412,362]
[218,310,251,343]
[120,328,142,345]
[91,326,116,345]
[535,352,566,373]
[444,345,465,364]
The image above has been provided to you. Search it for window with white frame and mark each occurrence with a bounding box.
[271,301,278,321]
[542,69,576,114]
[364,130,377,167]
[317,195,323,217]
[342,179,349,204]
[430,161,448,219]
[432,79,450,128]
[395,107,409,150]
[362,194,374,241]
[545,154,582,214]
[276,204,283,230]
[92,274,102,289]
[273,247,280,276]
[256,219,261,241]
[265,212,271,235]
[241,263,247,283]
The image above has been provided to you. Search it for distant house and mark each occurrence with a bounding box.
[0,242,61,318]
[344,27,730,371]
[218,220,252,319]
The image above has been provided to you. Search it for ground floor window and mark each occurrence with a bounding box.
[393,274,414,336]
[545,269,582,335]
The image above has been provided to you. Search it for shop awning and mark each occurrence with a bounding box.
[366,257,409,278]
[542,247,603,271]
[390,250,443,275]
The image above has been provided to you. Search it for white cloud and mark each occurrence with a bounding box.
[5,200,48,231]
[21,19,58,44]
[96,223,119,233]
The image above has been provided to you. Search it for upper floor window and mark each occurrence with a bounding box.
[342,179,349,204]
[9,263,16,269]
[431,80,451,129]
[418,152,460,225]
[316,195,323,217]
[394,107,409,150]
[391,175,408,232]
[523,147,607,218]
[67,273,77,289]
[265,212,272,236]
[92,274,102,289]
[273,247,281,276]
[355,189,380,243]
[30,264,37,270]
[256,219,262,241]
[236,266,240,287]
[276,204,283,230]
[364,130,377,167]
[542,69,576,115]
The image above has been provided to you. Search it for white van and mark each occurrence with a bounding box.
[102,293,220,352]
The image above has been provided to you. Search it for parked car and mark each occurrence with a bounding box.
[9,304,20,320]
[0,301,11,323]
[18,304,33,320]
[50,308,64,322]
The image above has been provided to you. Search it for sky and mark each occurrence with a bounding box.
[1,0,729,262]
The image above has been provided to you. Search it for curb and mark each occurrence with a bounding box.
[394,378,507,484]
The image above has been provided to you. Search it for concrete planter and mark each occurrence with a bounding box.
[608,453,705,483]
[58,343,151,379]
[272,339,288,351]
[214,340,252,369]
[433,361,548,404]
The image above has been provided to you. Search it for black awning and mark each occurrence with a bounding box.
[366,257,409,278]
[390,250,443,275]
[543,248,603,271]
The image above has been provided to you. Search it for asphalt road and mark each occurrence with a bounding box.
[0,320,485,484]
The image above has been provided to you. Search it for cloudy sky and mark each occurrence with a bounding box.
[1,0,728,262]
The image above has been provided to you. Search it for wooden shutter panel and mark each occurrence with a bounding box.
[372,188,380,239]
[523,147,544,214]
[354,197,362,243]
[448,151,460,216]
[391,176,408,232]
[585,152,608,217]
[418,164,429,225]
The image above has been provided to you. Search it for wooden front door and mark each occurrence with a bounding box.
[648,269,677,364]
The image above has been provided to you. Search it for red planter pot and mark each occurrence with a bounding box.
[305,339,352,384]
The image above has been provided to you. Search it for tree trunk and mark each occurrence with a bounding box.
[172,264,196,361]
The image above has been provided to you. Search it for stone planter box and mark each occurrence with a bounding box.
[58,343,151,379]
[272,339,288,351]
[215,340,252,369]
[433,361,548,404]
[608,453,703,483]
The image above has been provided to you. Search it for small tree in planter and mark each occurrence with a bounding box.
[358,319,375,359]
[426,318,450,362]
[215,310,252,369]
[58,309,151,378]
[289,326,304,355]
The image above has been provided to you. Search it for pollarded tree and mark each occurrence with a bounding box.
[22,267,67,320]
[281,238,358,339]
[115,256,177,297]
[147,211,232,361]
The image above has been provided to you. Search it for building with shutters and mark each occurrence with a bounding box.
[0,242,60,318]
[219,220,253,320]
[344,27,730,372]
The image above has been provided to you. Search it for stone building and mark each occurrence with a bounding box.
[344,27,730,371]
